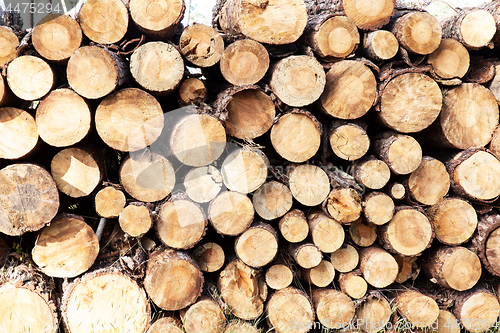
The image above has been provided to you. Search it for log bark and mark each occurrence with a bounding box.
[391,11,442,55]
[374,132,422,175]
[393,290,439,328]
[356,291,392,333]
[220,39,269,86]
[220,148,268,193]
[192,242,225,273]
[342,0,394,30]
[279,209,309,243]
[349,217,377,247]
[180,296,226,333]
[209,191,254,236]
[427,38,470,80]
[394,254,420,283]
[266,287,314,333]
[77,0,129,44]
[453,287,500,333]
[308,210,344,253]
[0,107,38,159]
[7,55,54,101]
[288,164,330,206]
[442,8,496,49]
[128,0,185,40]
[363,192,394,225]
[330,244,359,273]
[363,30,399,61]
[253,181,293,220]
[235,222,278,268]
[288,242,323,269]
[328,120,370,161]
[119,202,153,237]
[178,78,207,106]
[180,23,224,67]
[301,259,335,288]
[323,188,362,223]
[471,214,500,277]
[0,26,18,66]
[407,156,450,206]
[352,156,391,190]
[184,166,223,203]
[358,246,399,288]
[338,270,367,299]
[312,288,355,329]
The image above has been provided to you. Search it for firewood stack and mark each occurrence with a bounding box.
[3,0,500,332]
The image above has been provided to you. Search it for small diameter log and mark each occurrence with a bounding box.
[471,214,500,277]
[270,55,325,107]
[180,296,226,333]
[428,197,477,246]
[220,39,269,86]
[235,222,278,268]
[130,41,184,95]
[394,290,439,328]
[288,164,330,206]
[51,146,103,198]
[338,271,368,299]
[359,246,398,288]
[363,30,399,61]
[184,166,223,203]
[192,242,225,273]
[342,0,394,30]
[32,214,99,278]
[320,60,377,119]
[388,182,406,200]
[378,73,442,133]
[209,191,254,236]
[67,46,128,100]
[218,258,267,320]
[379,206,433,256]
[312,288,355,330]
[453,288,500,333]
[349,217,377,247]
[0,26,18,65]
[422,246,481,291]
[156,198,207,250]
[217,0,307,45]
[145,248,203,311]
[442,9,496,49]
[289,242,323,269]
[253,181,293,220]
[119,152,176,202]
[180,24,224,67]
[179,78,207,106]
[0,107,38,159]
[0,163,59,236]
[36,89,91,147]
[129,0,185,40]
[301,259,335,288]
[279,209,309,243]
[224,321,260,333]
[356,291,392,333]
[119,202,153,238]
[77,0,128,44]
[330,244,359,273]
[328,120,370,161]
[149,317,183,333]
[394,255,420,283]
[392,11,442,55]
[32,14,82,62]
[447,149,500,202]
[170,113,226,167]
[407,156,450,206]
[266,287,314,333]
[363,192,394,225]
[352,156,391,190]
[308,210,344,253]
[7,55,54,101]
[374,132,422,175]
[323,188,362,224]
[271,111,322,163]
[266,263,294,290]
[427,39,470,80]
[62,269,150,333]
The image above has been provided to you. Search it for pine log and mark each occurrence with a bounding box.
[308,210,344,253]
[394,254,420,283]
[0,107,38,159]
[209,191,254,236]
[0,163,59,236]
[363,192,394,225]
[363,30,399,61]
[192,242,225,273]
[156,198,207,249]
[429,310,461,333]
[130,41,184,95]
[427,39,470,80]
[338,270,367,299]
[471,214,500,277]
[32,14,82,62]
[62,269,150,333]
[323,188,362,223]
[0,26,18,65]
[179,78,207,106]
[267,287,314,333]
[352,156,391,190]
[301,259,335,288]
[180,23,224,67]
[427,197,477,245]
[253,181,293,220]
[320,59,377,119]
[144,248,203,311]
[393,290,439,328]
[67,46,129,100]
[119,152,176,202]
[355,291,392,333]
[453,287,500,333]
[374,132,422,175]
[128,0,185,40]
[184,165,223,203]
[342,0,394,30]
[32,214,99,278]
[216,0,308,45]
[180,296,226,333]
[392,11,442,55]
[378,73,442,133]
[358,246,398,288]
[220,39,269,85]
[51,146,103,198]
[349,217,377,247]
[224,321,260,333]
[288,242,323,269]
[271,111,322,163]
[313,289,355,330]
[7,55,54,101]
[77,0,129,44]
[266,262,294,290]
[328,120,370,161]
[330,244,359,273]
[220,149,268,193]
[119,202,153,237]
[407,156,450,206]
[388,182,406,200]
[288,164,330,206]
[279,209,309,243]
[218,258,266,320]
[442,9,496,49]
[148,317,183,333]
[235,222,278,268]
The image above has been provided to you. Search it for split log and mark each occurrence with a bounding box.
[363,192,394,225]
[77,0,129,44]
[266,262,294,290]
[394,254,420,283]
[271,111,322,163]
[0,107,38,159]
[149,317,183,333]
[427,39,470,80]
[301,259,335,288]
[391,11,442,55]
[67,46,128,100]
[178,78,207,106]
[130,41,184,95]
[355,291,392,333]
[342,0,394,30]
[253,181,293,220]
[312,288,355,329]
[363,30,399,61]
[128,0,185,40]
[224,321,260,333]
[471,214,500,277]
[279,209,309,243]
[267,287,314,333]
[374,132,422,175]
[180,296,226,333]
[323,188,362,223]
[358,246,399,288]
[453,287,500,333]
[338,270,367,299]
[220,39,269,86]
[393,290,439,328]
[352,156,391,190]
[442,8,497,49]
[220,149,268,194]
[330,244,359,273]
[119,202,153,237]
[288,164,330,206]
[388,182,406,200]
[235,222,278,268]
[288,242,323,269]
[7,55,54,101]
[407,156,450,206]
[32,214,99,278]
[328,120,370,161]
[192,242,225,273]
[184,166,223,203]
[209,191,254,236]
[308,210,344,253]
[319,60,377,119]
[0,163,59,236]
[180,24,224,67]
[144,248,203,311]
[62,269,150,333]
[0,26,18,65]
[32,14,82,62]
[349,217,377,247]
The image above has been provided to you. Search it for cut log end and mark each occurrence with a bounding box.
[192,242,225,273]
[330,244,359,273]
[309,15,360,59]
[209,191,254,236]
[180,24,224,67]
[394,290,439,328]
[393,11,442,55]
[359,246,399,288]
[179,78,207,106]
[7,55,54,101]
[235,222,278,268]
[184,166,223,203]
[129,0,184,39]
[220,39,269,86]
[221,149,267,193]
[308,210,344,253]
[78,0,128,44]
[408,156,450,206]
[363,192,395,225]
[323,188,362,224]
[0,107,38,159]
[267,287,314,333]
[289,164,330,206]
[329,122,370,161]
[119,203,153,238]
[0,26,18,66]
[427,39,470,79]
[342,0,394,30]
[253,181,293,221]
[266,263,294,290]
[363,30,399,61]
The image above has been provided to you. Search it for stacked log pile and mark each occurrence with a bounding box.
[3,0,500,332]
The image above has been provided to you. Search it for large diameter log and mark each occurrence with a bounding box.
[0,107,38,159]
[442,9,496,49]
[253,181,293,220]
[209,191,254,236]
[392,11,442,55]
[378,73,442,133]
[221,149,268,193]
[328,120,370,161]
[279,209,309,243]
[220,39,269,86]
[427,39,470,80]
[184,166,222,203]
[178,78,207,106]
[352,156,390,190]
[356,291,392,333]
[394,290,439,328]
[308,210,344,253]
[62,269,150,333]
[374,132,422,175]
[145,248,203,311]
[312,288,355,329]
[266,287,314,333]
[363,192,394,225]
[180,296,226,333]
[0,164,59,236]
[119,202,153,237]
[0,26,18,66]
[288,164,330,206]
[77,0,128,44]
[363,30,399,61]
[192,242,225,273]
[180,24,224,67]
[289,242,323,269]
[323,188,362,223]
[217,0,307,45]
[359,246,398,288]
[430,310,461,333]
[454,287,500,333]
[330,244,359,273]
[342,0,394,30]
[235,222,278,268]
[407,156,450,206]
[96,88,163,152]
[320,60,377,119]
[130,41,184,95]
[32,214,99,278]
[7,55,54,101]
[129,0,185,40]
